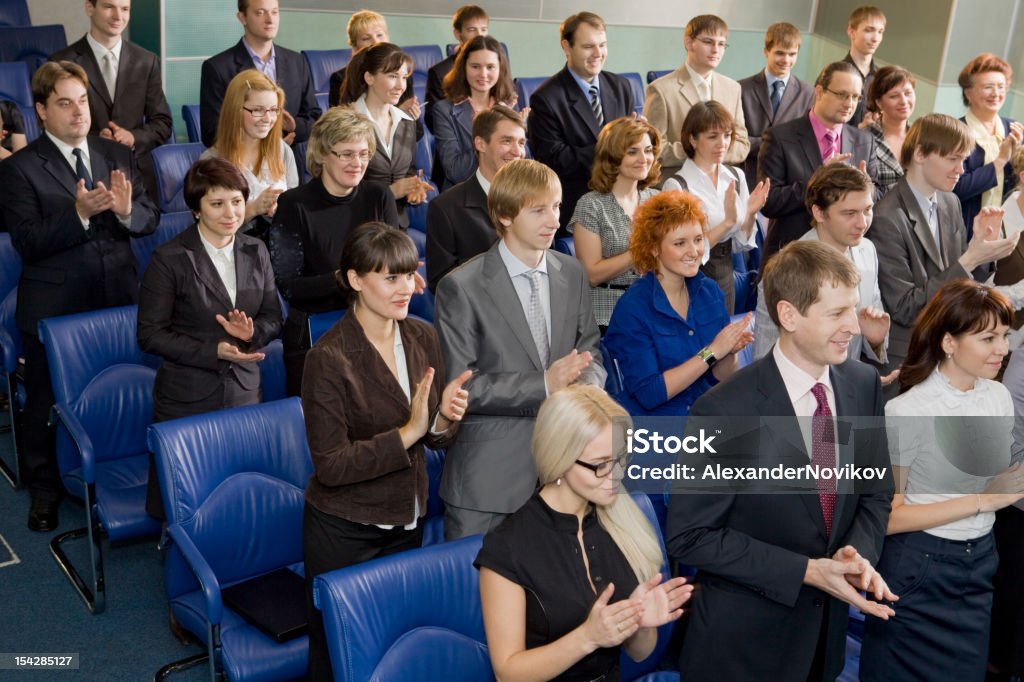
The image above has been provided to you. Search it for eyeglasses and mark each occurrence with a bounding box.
[241,106,281,119]
[575,454,629,478]
[695,37,729,49]
[328,149,372,163]
[824,88,863,103]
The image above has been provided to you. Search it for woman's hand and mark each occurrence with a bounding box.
[435,369,473,431]
[981,462,1024,511]
[216,309,255,342]
[708,311,754,358]
[399,367,435,448]
[399,95,421,120]
[581,583,642,650]
[722,180,738,227]
[390,176,422,201]
[216,341,265,363]
[628,573,692,629]
[746,178,770,218]
[996,122,1023,166]
[248,186,284,220]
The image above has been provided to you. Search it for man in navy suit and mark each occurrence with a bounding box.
[667,240,895,681]
[0,62,158,531]
[527,12,633,233]
[50,0,172,201]
[199,0,320,148]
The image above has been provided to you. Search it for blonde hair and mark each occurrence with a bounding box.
[488,159,560,236]
[306,106,377,178]
[533,386,664,581]
[346,10,387,48]
[213,69,286,182]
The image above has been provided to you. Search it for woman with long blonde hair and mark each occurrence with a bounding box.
[476,385,692,681]
[204,69,299,233]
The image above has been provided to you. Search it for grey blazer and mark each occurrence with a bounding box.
[738,71,815,188]
[868,176,990,369]
[434,243,606,513]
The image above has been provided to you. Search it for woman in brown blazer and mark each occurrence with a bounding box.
[300,222,470,681]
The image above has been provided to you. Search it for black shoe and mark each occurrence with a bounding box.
[27,497,59,532]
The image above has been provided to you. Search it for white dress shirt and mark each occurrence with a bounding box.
[198,231,237,306]
[86,32,122,97]
[773,342,837,461]
[354,94,415,159]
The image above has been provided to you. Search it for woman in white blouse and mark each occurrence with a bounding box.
[662,101,769,314]
[203,69,299,239]
[860,279,1024,682]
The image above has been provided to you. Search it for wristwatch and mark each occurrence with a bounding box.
[697,346,718,368]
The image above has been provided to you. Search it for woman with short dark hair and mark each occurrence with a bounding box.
[863,65,916,196]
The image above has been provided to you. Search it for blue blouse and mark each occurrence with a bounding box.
[604,270,729,416]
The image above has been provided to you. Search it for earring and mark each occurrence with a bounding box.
[193,212,200,222]
[946,353,952,360]
[556,478,562,486]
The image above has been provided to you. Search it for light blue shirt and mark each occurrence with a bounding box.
[242,38,277,84]
[567,65,600,103]
[497,240,551,341]
[764,70,790,99]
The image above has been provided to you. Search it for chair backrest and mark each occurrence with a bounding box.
[553,236,575,257]
[151,142,204,213]
[0,0,30,27]
[303,48,352,94]
[0,233,22,301]
[622,72,646,116]
[599,338,623,396]
[514,77,546,110]
[0,287,22,374]
[731,312,756,367]
[314,92,329,113]
[314,535,491,682]
[132,211,192,282]
[259,338,287,402]
[293,140,312,185]
[17,103,38,142]
[0,60,32,107]
[0,25,66,72]
[180,104,201,143]
[647,70,671,84]
[402,44,443,75]
[150,398,313,597]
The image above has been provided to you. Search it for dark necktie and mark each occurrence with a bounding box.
[810,383,836,536]
[589,84,604,127]
[770,80,784,115]
[72,148,93,190]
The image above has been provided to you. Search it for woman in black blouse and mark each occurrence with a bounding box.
[475,385,692,681]
[270,106,400,395]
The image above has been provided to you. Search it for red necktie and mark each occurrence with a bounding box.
[810,383,836,535]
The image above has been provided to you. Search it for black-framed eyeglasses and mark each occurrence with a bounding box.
[824,87,863,103]
[575,454,629,478]
[327,149,372,163]
[241,106,281,118]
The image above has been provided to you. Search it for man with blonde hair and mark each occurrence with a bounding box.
[435,158,605,538]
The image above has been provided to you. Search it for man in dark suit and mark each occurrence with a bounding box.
[435,159,605,539]
[527,12,633,233]
[870,113,1017,379]
[758,61,879,259]
[739,22,815,188]
[426,105,525,292]
[424,4,489,133]
[843,6,886,127]
[0,61,158,531]
[50,0,172,202]
[199,0,320,148]
[667,240,895,682]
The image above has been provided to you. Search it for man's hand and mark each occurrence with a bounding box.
[858,307,890,349]
[825,152,854,166]
[545,349,594,392]
[108,169,133,217]
[961,208,1018,270]
[832,545,898,602]
[804,556,897,620]
[75,179,115,219]
[108,121,135,148]
[281,110,296,145]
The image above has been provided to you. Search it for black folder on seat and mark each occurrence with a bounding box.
[221,568,308,642]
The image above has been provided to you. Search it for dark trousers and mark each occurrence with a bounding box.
[303,503,423,681]
[990,506,1024,675]
[22,333,59,501]
[283,314,311,397]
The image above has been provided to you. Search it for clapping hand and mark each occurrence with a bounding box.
[216,309,255,342]
[399,95,421,120]
[709,312,754,358]
[582,584,642,649]
[629,573,693,628]
[436,369,473,430]
[216,341,265,363]
[833,545,898,603]
[747,178,770,218]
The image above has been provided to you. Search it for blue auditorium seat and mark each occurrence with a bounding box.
[151,398,312,682]
[402,44,443,75]
[131,211,192,282]
[514,76,546,110]
[553,236,576,257]
[622,72,646,116]
[0,0,30,27]
[151,142,204,213]
[302,48,352,95]
[0,287,21,487]
[39,305,162,613]
[0,24,66,72]
[646,70,671,84]
[258,339,287,402]
[599,338,623,396]
[180,104,200,144]
[293,140,312,185]
[17,103,38,142]
[0,61,32,107]
[314,91,329,113]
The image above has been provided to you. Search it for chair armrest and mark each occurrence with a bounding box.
[167,523,224,625]
[51,402,97,484]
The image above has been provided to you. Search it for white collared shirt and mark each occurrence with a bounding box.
[686,64,713,101]
[86,31,123,72]
[46,131,93,229]
[498,239,551,340]
[475,169,491,195]
[773,342,837,460]
[198,231,237,306]
[354,94,414,159]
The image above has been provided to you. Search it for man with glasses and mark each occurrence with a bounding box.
[758,61,879,259]
[200,0,320,148]
[644,14,750,180]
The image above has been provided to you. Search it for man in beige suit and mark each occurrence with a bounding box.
[644,14,750,180]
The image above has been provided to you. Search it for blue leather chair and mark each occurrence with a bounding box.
[414,124,434,178]
[314,92,329,113]
[131,211,192,282]
[151,398,312,682]
[622,72,646,116]
[293,140,312,185]
[0,24,66,72]
[17,103,38,142]
[599,338,623,396]
[514,76,546,110]
[402,44,443,75]
[151,142,204,213]
[38,305,162,613]
[180,104,201,144]
[0,60,32,107]
[0,0,30,26]
[646,70,671,84]
[407,227,427,257]
[407,186,439,240]
[730,312,756,369]
[302,48,352,95]
[259,338,287,403]
[553,236,576,257]
[0,232,20,302]
[0,287,22,487]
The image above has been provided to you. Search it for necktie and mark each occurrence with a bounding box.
[71,148,93,190]
[822,130,838,162]
[697,78,711,102]
[525,270,549,367]
[927,198,943,264]
[102,51,117,100]
[810,383,837,536]
[770,80,784,115]
[589,84,603,127]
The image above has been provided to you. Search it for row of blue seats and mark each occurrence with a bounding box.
[0,0,29,28]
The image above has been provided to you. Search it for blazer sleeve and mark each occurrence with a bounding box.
[432,102,476,188]
[604,297,670,410]
[759,127,806,219]
[953,144,998,205]
[125,146,160,236]
[724,88,750,166]
[425,64,445,133]
[572,266,607,388]
[290,53,321,144]
[643,84,687,171]
[425,195,457,293]
[268,194,337,306]
[527,88,593,179]
[199,57,227,148]
[434,274,549,416]
[247,240,284,350]
[1,159,91,263]
[129,51,173,152]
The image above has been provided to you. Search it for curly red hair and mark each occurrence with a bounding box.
[629,191,707,275]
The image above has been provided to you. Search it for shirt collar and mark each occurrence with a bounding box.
[45,131,88,165]
[808,110,843,141]
[905,180,938,219]
[198,229,235,260]
[534,492,597,533]
[567,65,600,102]
[801,227,858,260]
[773,341,832,407]
[475,169,492,195]
[765,69,789,88]
[86,32,122,63]
[686,63,713,90]
[353,93,414,124]
[498,239,547,278]
[242,37,275,67]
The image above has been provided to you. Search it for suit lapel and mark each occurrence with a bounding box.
[751,72,773,123]
[481,246,545,370]
[340,313,414,414]
[796,117,823,171]
[778,79,808,120]
[937,195,961,269]
[464,175,490,221]
[111,42,133,109]
[561,68,600,138]
[547,255,569,355]
[897,180,944,269]
[454,101,473,139]
[676,67,700,108]
[35,134,78,198]
[233,238,257,310]
[72,37,113,109]
[828,363,858,540]
[87,138,113,187]
[182,226,235,311]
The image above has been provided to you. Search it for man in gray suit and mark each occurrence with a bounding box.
[870,113,1017,379]
[435,159,605,539]
[739,23,815,189]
